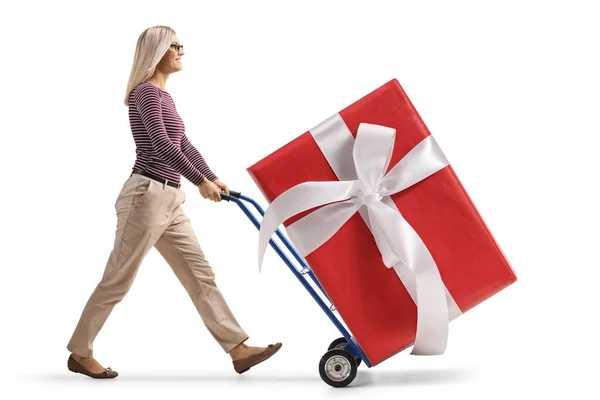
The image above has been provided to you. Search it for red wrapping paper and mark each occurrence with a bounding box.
[247,79,517,366]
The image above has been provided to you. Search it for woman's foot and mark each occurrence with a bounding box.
[229,343,270,361]
[229,342,282,374]
[70,353,107,374]
[68,353,118,378]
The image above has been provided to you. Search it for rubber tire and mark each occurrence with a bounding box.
[319,349,358,388]
[328,337,363,367]
[328,337,349,351]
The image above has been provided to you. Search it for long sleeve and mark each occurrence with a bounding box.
[133,85,205,185]
[181,134,218,182]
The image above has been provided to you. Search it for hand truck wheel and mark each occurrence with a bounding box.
[319,348,358,388]
[328,337,362,367]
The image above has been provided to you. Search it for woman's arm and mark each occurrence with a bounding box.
[181,134,218,182]
[134,84,206,185]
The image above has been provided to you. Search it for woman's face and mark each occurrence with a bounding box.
[157,33,184,74]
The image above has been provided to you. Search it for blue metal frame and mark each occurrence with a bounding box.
[228,193,372,368]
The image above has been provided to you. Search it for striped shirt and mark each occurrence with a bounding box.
[128,82,217,186]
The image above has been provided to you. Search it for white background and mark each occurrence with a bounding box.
[1,0,599,399]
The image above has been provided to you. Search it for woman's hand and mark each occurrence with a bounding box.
[197,177,222,202]
[212,178,230,195]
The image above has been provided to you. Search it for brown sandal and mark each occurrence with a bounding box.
[232,343,282,374]
[68,355,119,379]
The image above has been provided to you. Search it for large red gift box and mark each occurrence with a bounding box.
[247,79,517,366]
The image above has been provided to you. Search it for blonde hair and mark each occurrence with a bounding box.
[124,25,175,106]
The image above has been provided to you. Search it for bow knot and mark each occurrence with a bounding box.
[359,192,383,205]
[352,180,384,205]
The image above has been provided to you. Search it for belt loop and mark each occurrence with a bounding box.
[163,180,167,190]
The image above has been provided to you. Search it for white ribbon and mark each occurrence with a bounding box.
[257,115,456,355]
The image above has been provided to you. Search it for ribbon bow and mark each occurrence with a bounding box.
[257,122,452,355]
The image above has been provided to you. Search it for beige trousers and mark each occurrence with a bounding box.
[67,173,249,358]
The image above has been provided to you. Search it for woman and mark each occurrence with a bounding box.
[66,25,281,379]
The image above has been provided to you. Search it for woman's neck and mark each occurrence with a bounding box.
[146,72,169,91]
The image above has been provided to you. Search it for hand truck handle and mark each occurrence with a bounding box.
[220,190,241,202]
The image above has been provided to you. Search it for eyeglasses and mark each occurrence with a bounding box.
[170,43,184,52]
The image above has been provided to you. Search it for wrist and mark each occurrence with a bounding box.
[196,176,208,186]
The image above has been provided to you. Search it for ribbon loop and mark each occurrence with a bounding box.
[353,123,396,188]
